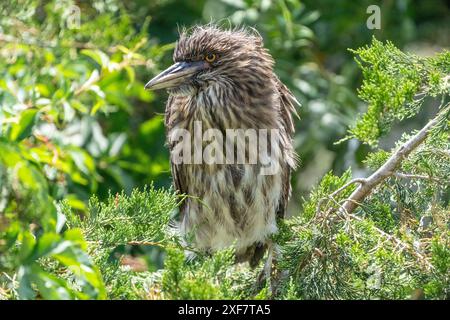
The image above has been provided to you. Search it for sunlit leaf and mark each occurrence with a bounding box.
[9,109,38,141]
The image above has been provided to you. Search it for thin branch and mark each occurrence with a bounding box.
[330,178,366,199]
[341,105,450,214]
[127,241,164,247]
[86,240,165,247]
[315,179,366,215]
[393,172,444,183]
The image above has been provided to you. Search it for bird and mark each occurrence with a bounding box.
[145,25,298,270]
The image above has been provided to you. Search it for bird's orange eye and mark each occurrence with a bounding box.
[205,53,216,63]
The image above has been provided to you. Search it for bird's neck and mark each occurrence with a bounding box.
[170,77,279,131]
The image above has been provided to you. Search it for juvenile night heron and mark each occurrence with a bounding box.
[145,25,298,269]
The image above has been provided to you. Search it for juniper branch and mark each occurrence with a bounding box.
[316,178,366,215]
[393,172,444,183]
[342,103,450,214]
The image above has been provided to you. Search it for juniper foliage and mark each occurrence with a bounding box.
[1,35,449,299]
[62,40,450,300]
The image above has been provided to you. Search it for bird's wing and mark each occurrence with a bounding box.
[277,80,300,139]
[276,80,300,219]
[165,95,187,212]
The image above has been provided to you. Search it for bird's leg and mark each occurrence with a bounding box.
[266,240,283,297]
[255,240,282,298]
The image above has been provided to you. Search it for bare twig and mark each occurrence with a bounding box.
[316,178,366,215]
[341,105,449,215]
[393,172,444,183]
[330,178,366,199]
[86,240,164,247]
[127,241,164,247]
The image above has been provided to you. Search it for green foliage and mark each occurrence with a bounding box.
[302,169,354,221]
[151,246,263,300]
[0,0,172,209]
[0,0,170,300]
[59,188,257,300]
[271,38,449,299]
[160,248,229,300]
[62,185,179,299]
[348,38,450,145]
[66,186,178,246]
[425,237,450,298]
[1,0,449,300]
[0,167,105,299]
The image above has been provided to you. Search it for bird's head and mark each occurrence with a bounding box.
[144,25,274,96]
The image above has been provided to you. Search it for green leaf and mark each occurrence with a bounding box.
[9,109,38,141]
[90,100,105,116]
[17,266,37,300]
[18,231,36,263]
[28,264,73,300]
[81,49,110,69]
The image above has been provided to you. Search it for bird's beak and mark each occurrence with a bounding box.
[144,61,207,90]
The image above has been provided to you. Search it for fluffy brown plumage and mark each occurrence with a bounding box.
[145,25,298,267]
